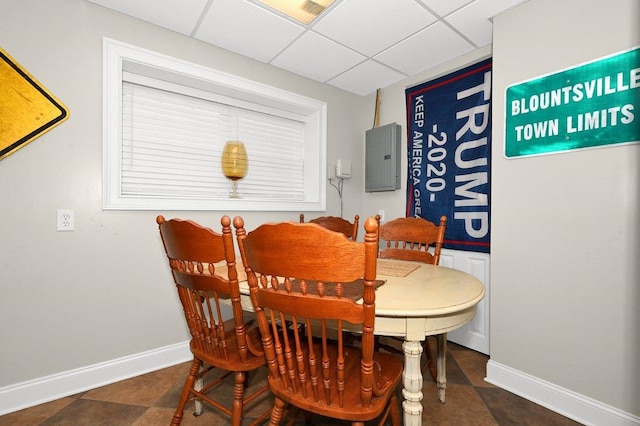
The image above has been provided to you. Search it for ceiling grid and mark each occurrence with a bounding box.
[87,0,528,95]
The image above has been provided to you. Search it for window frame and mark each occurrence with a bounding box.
[103,38,327,211]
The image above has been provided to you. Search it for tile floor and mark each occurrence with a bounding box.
[0,339,583,425]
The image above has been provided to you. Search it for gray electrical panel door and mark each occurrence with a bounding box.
[365,123,401,192]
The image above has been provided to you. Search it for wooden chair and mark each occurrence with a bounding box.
[378,216,447,265]
[156,215,271,426]
[234,216,402,425]
[299,213,360,240]
[377,215,448,400]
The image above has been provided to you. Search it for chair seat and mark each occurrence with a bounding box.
[268,343,403,422]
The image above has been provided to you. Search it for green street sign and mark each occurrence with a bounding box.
[505,46,640,158]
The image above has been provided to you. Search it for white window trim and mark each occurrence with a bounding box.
[103,38,327,211]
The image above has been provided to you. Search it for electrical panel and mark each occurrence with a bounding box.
[365,123,401,192]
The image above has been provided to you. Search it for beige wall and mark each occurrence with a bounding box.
[490,0,639,417]
[0,0,368,387]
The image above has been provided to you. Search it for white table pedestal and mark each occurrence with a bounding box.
[402,340,424,426]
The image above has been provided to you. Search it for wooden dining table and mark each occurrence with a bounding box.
[232,258,485,426]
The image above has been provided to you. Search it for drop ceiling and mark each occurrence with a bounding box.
[86,0,528,96]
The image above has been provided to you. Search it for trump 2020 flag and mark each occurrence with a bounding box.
[405,58,491,253]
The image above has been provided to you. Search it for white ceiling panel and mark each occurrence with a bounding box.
[417,0,474,17]
[87,0,208,36]
[270,31,365,83]
[85,0,530,96]
[313,0,437,57]
[375,22,475,76]
[327,60,407,96]
[447,0,528,46]
[194,0,305,63]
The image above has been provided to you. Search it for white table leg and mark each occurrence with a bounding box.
[194,366,203,415]
[401,340,423,426]
[437,333,447,403]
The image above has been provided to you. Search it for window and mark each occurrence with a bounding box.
[103,38,327,211]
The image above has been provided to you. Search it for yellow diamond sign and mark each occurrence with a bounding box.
[0,48,69,160]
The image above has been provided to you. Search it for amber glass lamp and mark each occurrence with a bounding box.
[221,140,248,198]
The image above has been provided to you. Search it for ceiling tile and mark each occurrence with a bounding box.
[375,21,474,76]
[446,0,529,46]
[327,60,407,96]
[417,0,473,17]
[195,0,305,63]
[86,0,208,36]
[270,31,365,83]
[313,0,437,57]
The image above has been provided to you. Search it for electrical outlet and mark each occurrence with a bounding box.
[57,209,75,231]
[377,209,385,222]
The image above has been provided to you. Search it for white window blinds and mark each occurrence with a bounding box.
[121,81,305,201]
[103,38,326,211]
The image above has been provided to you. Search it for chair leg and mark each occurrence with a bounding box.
[436,333,447,403]
[230,371,246,426]
[269,397,287,425]
[422,337,437,383]
[172,358,201,426]
[389,394,401,425]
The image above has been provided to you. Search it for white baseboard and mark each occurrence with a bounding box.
[486,360,640,426]
[0,341,191,416]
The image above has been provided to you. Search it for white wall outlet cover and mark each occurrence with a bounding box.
[56,209,74,231]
